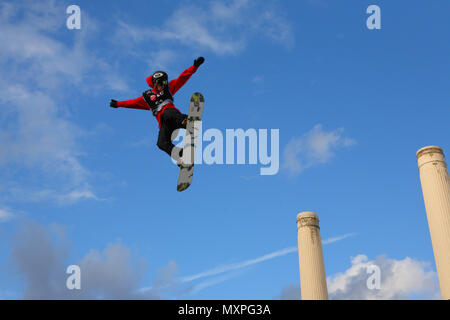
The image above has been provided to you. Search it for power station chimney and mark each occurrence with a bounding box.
[417,146,450,299]
[297,211,328,300]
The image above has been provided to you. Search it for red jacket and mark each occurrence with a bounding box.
[116,64,199,128]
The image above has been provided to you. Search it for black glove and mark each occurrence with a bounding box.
[110,99,118,108]
[194,56,205,67]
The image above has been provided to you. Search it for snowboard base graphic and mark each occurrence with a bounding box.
[177,92,204,192]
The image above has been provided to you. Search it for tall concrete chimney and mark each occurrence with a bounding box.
[297,211,328,300]
[417,146,450,299]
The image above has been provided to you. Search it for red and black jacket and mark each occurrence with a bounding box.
[116,64,199,128]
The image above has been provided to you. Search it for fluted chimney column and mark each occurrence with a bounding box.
[297,211,328,300]
[417,146,450,299]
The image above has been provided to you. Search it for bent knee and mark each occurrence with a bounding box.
[157,139,170,150]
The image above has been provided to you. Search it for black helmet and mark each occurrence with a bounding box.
[152,71,168,87]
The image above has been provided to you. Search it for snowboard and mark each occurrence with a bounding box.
[177,92,204,192]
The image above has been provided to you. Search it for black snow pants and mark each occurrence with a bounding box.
[157,108,187,158]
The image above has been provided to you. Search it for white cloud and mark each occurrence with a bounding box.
[15,188,106,206]
[0,1,128,205]
[282,124,356,175]
[277,254,440,300]
[147,49,179,73]
[167,6,242,55]
[209,0,250,20]
[322,233,356,245]
[187,271,244,296]
[114,0,294,56]
[0,86,82,172]
[8,221,160,299]
[179,233,354,284]
[77,243,150,299]
[0,82,96,205]
[327,254,440,300]
[115,10,240,56]
[179,246,298,283]
[276,284,301,300]
[249,9,295,49]
[0,207,15,222]
[139,233,353,296]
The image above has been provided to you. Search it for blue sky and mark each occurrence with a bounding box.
[0,0,448,299]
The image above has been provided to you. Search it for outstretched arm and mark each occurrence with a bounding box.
[168,57,205,95]
[110,96,150,111]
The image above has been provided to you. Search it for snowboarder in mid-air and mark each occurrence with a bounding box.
[109,57,205,164]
